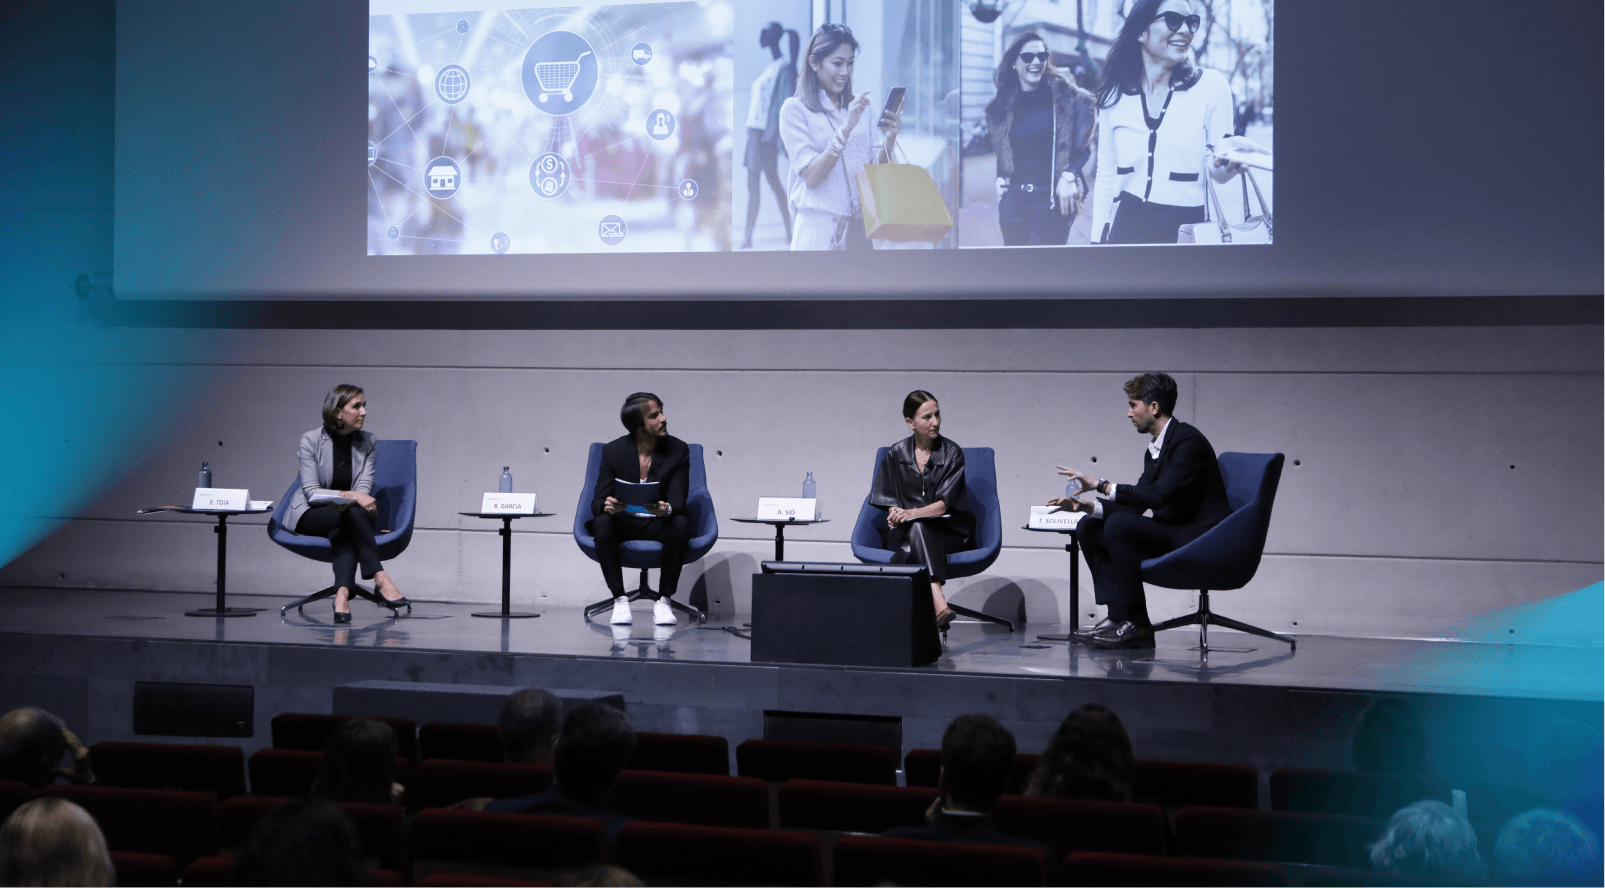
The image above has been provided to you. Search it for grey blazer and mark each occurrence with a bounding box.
[286,427,377,533]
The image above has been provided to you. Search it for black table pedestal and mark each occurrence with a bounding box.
[1035,537,1081,643]
[467,514,545,619]
[185,514,264,617]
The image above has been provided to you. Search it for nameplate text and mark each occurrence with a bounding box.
[1028,505,1083,530]
[193,488,250,511]
[481,492,537,515]
[757,497,817,521]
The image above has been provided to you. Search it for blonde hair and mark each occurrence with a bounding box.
[0,797,115,887]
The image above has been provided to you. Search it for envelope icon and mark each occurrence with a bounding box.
[600,222,623,237]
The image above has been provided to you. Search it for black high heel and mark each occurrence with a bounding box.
[333,599,352,623]
[379,595,412,616]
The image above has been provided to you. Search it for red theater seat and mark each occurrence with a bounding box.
[736,739,897,785]
[408,810,607,877]
[615,821,821,886]
[1270,768,1450,820]
[421,721,503,762]
[606,770,766,828]
[778,779,937,833]
[1175,805,1382,868]
[1064,851,1288,886]
[179,856,232,887]
[218,795,292,847]
[832,835,1046,887]
[0,779,31,824]
[247,748,411,799]
[417,874,551,887]
[993,795,1167,859]
[1300,864,1468,886]
[903,750,1039,794]
[110,851,179,887]
[412,760,554,811]
[630,731,730,775]
[270,712,419,762]
[90,741,247,799]
[37,785,217,865]
[1135,759,1260,809]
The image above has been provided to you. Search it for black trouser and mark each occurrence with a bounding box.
[744,160,790,245]
[998,186,1071,246]
[882,521,968,585]
[1105,191,1206,245]
[1075,512,1194,625]
[295,505,383,593]
[592,513,691,600]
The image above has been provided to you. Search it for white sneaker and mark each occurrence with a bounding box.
[653,598,676,625]
[610,597,632,624]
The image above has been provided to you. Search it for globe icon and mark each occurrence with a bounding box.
[436,65,470,104]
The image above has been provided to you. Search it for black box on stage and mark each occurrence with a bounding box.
[752,562,940,667]
[133,681,255,737]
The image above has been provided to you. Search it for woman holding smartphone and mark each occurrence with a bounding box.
[779,23,902,251]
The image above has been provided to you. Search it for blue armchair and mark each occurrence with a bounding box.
[850,446,1010,631]
[573,442,718,624]
[1144,452,1295,652]
[268,439,418,618]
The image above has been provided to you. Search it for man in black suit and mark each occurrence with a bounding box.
[589,392,692,626]
[1050,373,1230,649]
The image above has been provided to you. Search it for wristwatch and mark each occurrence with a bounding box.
[1098,479,1111,496]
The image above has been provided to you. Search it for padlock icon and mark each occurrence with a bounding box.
[652,112,670,137]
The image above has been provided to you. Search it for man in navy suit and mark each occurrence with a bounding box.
[1051,373,1230,649]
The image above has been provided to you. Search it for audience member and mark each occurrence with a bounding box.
[884,715,1059,881]
[0,797,115,887]
[552,863,646,887]
[1369,799,1488,883]
[500,688,563,765]
[485,702,636,853]
[233,797,368,886]
[0,708,94,789]
[1023,703,1134,802]
[311,718,403,805]
[1351,697,1428,775]
[1493,807,1602,887]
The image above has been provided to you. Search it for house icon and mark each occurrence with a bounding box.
[428,165,457,191]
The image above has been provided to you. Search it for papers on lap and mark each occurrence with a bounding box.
[614,479,661,515]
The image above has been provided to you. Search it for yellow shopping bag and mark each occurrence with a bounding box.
[857,163,954,243]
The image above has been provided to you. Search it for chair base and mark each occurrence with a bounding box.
[1150,589,1295,653]
[948,603,1014,633]
[582,569,705,624]
[279,584,409,618]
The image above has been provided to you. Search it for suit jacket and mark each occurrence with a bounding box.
[586,434,690,532]
[884,811,1059,883]
[1109,419,1230,532]
[286,427,376,533]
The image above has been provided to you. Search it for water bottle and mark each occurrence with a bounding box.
[198,461,212,488]
[499,467,513,493]
[802,472,816,499]
[1066,478,1079,498]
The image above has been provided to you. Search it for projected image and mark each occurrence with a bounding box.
[368,2,734,255]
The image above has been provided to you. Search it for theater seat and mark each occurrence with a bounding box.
[832,835,1046,887]
[631,731,730,775]
[1270,768,1450,820]
[615,821,821,886]
[411,761,554,811]
[270,712,419,762]
[110,851,179,887]
[420,722,503,763]
[1300,864,1467,886]
[778,779,937,833]
[0,779,31,824]
[37,785,218,865]
[606,771,766,828]
[178,856,232,887]
[736,739,897,785]
[247,748,412,799]
[903,750,1039,794]
[90,741,247,799]
[993,795,1167,859]
[416,874,551,887]
[1175,805,1382,868]
[1064,851,1288,886]
[218,795,292,847]
[408,810,606,881]
[1135,759,1259,809]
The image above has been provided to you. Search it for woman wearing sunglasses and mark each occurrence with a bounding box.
[985,32,1097,246]
[1088,0,1268,244]
[779,23,902,251]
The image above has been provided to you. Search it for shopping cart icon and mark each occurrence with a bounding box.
[535,50,592,103]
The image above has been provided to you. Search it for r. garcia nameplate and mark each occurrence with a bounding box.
[481,492,538,514]
[1028,505,1084,530]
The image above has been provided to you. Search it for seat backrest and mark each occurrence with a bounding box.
[833,834,1046,887]
[606,771,767,828]
[850,447,895,556]
[408,810,606,870]
[91,741,247,799]
[572,443,607,545]
[1064,851,1288,886]
[630,731,729,775]
[1135,759,1259,810]
[1270,768,1449,820]
[217,795,293,848]
[419,722,502,763]
[270,713,419,763]
[1175,805,1382,868]
[993,795,1167,859]
[778,779,937,833]
[572,442,717,548]
[37,785,219,865]
[248,748,322,797]
[110,851,180,888]
[267,440,418,546]
[410,761,553,811]
[615,822,821,886]
[735,739,898,786]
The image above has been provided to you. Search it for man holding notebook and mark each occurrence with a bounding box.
[587,392,691,626]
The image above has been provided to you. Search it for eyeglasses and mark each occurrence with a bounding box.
[1154,11,1201,32]
[1016,52,1050,64]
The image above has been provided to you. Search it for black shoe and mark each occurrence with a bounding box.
[333,602,352,624]
[1086,620,1155,650]
[379,595,411,616]
[1071,616,1117,642]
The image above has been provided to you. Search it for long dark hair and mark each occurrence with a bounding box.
[796,23,858,114]
[761,21,799,66]
[985,32,1064,126]
[1095,0,1202,110]
[1024,704,1135,802]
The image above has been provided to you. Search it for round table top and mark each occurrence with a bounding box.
[138,506,273,516]
[731,517,830,525]
[458,511,556,519]
[1022,523,1078,533]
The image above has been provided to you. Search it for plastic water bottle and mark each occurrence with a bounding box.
[1066,478,1079,498]
[198,461,212,488]
[802,472,816,498]
[499,467,513,493]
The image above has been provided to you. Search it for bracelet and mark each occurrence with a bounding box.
[825,135,845,157]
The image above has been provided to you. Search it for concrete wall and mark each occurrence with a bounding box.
[2,324,1598,639]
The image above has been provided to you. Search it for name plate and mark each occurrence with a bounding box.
[481,492,538,515]
[193,488,250,511]
[757,497,817,521]
[1028,505,1083,530]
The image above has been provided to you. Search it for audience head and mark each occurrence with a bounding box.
[0,708,67,788]
[619,392,662,434]
[499,688,563,765]
[940,714,1016,813]
[1025,703,1135,803]
[1122,373,1178,418]
[321,384,365,435]
[232,798,367,887]
[311,718,398,805]
[1494,808,1602,887]
[1369,799,1488,882]
[553,863,646,887]
[554,703,636,808]
[0,797,115,887]
[1351,696,1428,775]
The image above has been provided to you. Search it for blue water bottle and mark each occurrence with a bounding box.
[499,467,513,493]
[802,471,816,499]
[198,461,212,488]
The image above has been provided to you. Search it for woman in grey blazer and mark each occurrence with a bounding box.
[288,384,410,622]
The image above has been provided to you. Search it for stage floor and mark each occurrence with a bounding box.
[7,587,1598,704]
